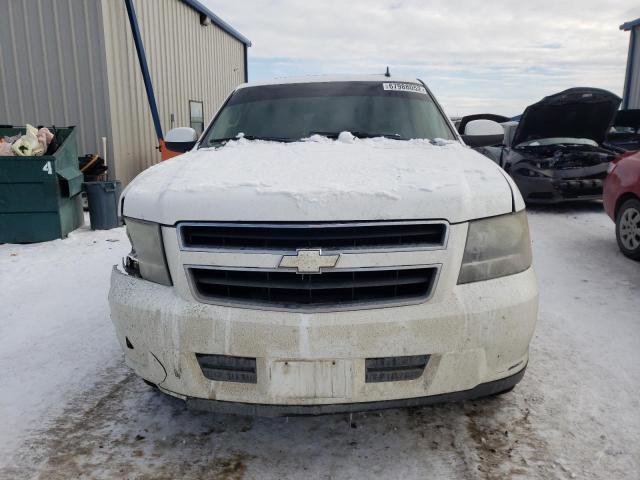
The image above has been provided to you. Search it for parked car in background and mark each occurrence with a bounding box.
[605,109,640,152]
[110,76,538,416]
[604,150,640,259]
[460,88,621,204]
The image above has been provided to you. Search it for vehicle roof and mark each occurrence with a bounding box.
[236,75,423,89]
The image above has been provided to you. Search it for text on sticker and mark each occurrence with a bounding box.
[382,83,427,95]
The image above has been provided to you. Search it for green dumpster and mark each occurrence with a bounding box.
[0,126,84,243]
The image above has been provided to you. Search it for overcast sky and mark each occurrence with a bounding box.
[203,1,639,116]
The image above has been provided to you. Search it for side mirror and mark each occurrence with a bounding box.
[461,119,504,148]
[164,127,198,154]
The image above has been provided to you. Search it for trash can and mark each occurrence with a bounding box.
[84,181,122,230]
[0,126,84,243]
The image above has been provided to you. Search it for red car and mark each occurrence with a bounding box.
[603,150,640,259]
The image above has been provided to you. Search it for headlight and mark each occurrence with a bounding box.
[124,217,172,286]
[457,211,532,284]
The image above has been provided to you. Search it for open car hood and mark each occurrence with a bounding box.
[605,109,640,152]
[512,88,621,147]
[612,109,640,129]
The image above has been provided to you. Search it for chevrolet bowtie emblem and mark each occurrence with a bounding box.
[279,249,340,274]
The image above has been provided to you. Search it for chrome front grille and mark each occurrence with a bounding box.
[188,266,438,310]
[179,221,447,252]
[177,220,447,310]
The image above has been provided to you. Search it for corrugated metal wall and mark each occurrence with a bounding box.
[100,0,246,185]
[623,27,640,109]
[0,0,111,163]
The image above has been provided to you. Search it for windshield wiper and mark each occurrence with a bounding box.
[309,131,407,140]
[208,134,294,145]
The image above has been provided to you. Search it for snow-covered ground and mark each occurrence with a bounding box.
[1,205,639,479]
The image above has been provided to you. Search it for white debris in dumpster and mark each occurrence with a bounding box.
[0,124,54,157]
[0,135,19,156]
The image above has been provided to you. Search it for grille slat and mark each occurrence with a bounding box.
[180,222,447,251]
[195,269,432,291]
[190,267,437,309]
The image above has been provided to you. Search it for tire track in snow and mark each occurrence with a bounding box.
[463,389,559,479]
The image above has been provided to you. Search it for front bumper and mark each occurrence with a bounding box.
[603,170,621,221]
[187,366,526,416]
[109,265,538,411]
[514,173,605,203]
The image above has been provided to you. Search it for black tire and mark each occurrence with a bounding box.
[616,198,640,260]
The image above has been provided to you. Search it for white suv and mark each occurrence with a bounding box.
[110,76,538,415]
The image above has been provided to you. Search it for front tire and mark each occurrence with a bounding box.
[616,198,640,260]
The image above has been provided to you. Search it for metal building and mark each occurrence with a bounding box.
[621,18,640,109]
[0,0,250,185]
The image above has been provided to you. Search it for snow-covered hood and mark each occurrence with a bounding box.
[121,136,514,224]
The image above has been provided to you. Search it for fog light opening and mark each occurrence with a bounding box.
[365,355,430,383]
[126,337,134,350]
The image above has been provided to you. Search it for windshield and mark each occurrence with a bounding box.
[200,81,456,147]
[517,137,598,148]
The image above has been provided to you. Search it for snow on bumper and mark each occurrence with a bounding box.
[109,266,538,407]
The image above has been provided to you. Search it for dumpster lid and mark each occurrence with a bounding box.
[57,166,83,197]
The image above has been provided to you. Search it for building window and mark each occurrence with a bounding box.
[189,101,204,135]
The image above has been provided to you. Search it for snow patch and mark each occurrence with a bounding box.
[337,131,355,143]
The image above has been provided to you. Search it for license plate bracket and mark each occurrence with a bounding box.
[269,360,352,399]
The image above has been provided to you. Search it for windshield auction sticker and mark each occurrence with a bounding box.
[382,83,427,94]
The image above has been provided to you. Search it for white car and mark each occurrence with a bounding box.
[110,76,538,415]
